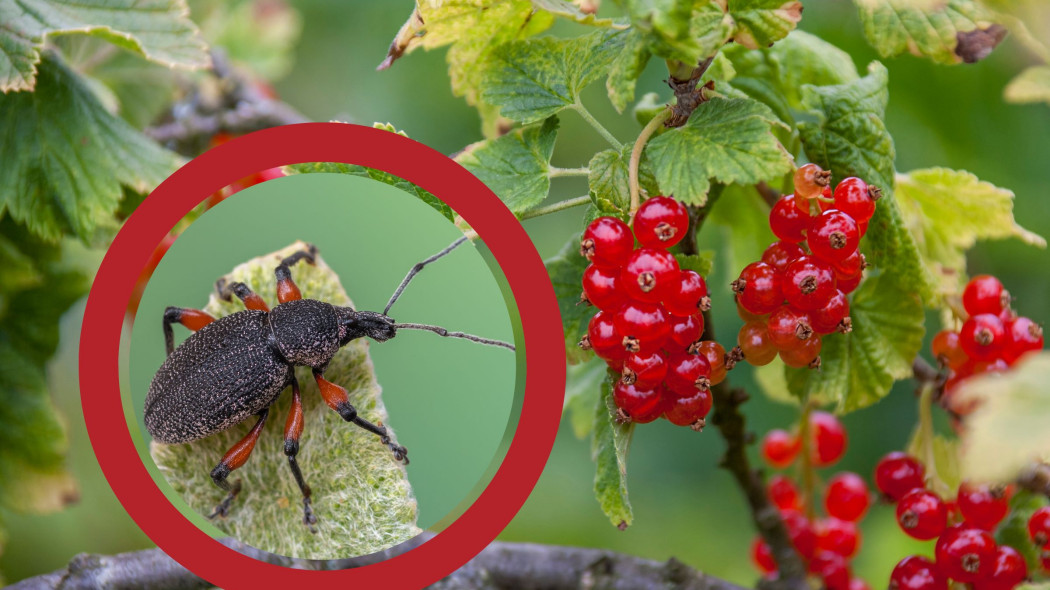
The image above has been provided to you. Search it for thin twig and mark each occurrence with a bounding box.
[571,100,623,150]
[548,166,590,178]
[520,196,592,221]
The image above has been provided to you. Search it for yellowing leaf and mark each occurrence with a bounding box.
[730,0,803,50]
[854,0,1005,65]
[1004,65,1050,106]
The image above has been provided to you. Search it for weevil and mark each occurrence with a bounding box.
[143,238,513,530]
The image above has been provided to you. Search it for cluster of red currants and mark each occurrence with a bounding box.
[578,196,725,430]
[930,274,1044,415]
[754,412,872,590]
[733,165,879,369]
[880,452,1037,590]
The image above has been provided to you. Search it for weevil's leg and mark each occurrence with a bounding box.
[275,245,318,304]
[215,278,269,312]
[282,375,317,532]
[313,369,409,464]
[208,408,270,519]
[162,306,216,356]
[384,236,468,315]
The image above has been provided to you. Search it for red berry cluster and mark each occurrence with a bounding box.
[754,412,872,590]
[879,452,1031,590]
[930,275,1044,415]
[1029,507,1050,572]
[578,196,724,430]
[733,165,879,370]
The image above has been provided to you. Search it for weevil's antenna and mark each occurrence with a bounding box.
[394,322,515,351]
[384,236,469,315]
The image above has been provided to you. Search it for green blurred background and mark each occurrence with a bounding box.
[3,0,1049,586]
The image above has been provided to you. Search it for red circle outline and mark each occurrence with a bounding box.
[79,123,565,587]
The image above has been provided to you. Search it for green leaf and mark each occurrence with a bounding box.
[481,29,627,124]
[997,490,1047,572]
[1004,65,1050,106]
[0,0,208,92]
[956,353,1050,483]
[854,0,1004,65]
[588,145,659,215]
[194,0,303,80]
[529,0,621,26]
[906,399,962,496]
[0,54,180,241]
[798,62,937,302]
[624,0,732,64]
[675,251,715,277]
[592,379,634,529]
[545,233,594,364]
[152,244,420,558]
[607,29,651,113]
[75,43,179,129]
[895,168,1045,298]
[729,0,803,50]
[565,360,608,439]
[646,97,793,206]
[455,117,559,215]
[707,183,774,277]
[779,275,925,413]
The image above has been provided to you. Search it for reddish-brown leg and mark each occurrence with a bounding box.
[275,247,316,304]
[208,408,269,519]
[282,376,316,531]
[217,280,269,312]
[163,307,217,355]
[313,370,408,464]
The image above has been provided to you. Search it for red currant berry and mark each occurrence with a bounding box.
[850,579,871,590]
[767,306,814,350]
[762,241,806,274]
[825,472,871,522]
[669,314,703,348]
[896,489,947,540]
[665,270,709,316]
[614,301,670,353]
[783,256,837,311]
[779,334,822,368]
[833,250,865,281]
[959,313,1006,361]
[810,411,847,467]
[781,510,817,559]
[963,275,1009,317]
[833,177,878,224]
[665,352,712,396]
[1028,506,1050,547]
[621,248,681,303]
[811,290,851,335]
[762,429,801,468]
[874,452,925,501]
[622,350,668,388]
[935,524,998,583]
[958,482,1012,531]
[586,311,628,362]
[613,382,665,424]
[582,264,628,310]
[770,194,813,242]
[633,196,689,248]
[931,330,967,370]
[768,474,801,510]
[809,550,851,590]
[692,341,727,386]
[794,163,831,199]
[815,517,860,558]
[751,537,776,574]
[837,272,862,294]
[974,545,1027,590]
[733,262,783,315]
[1004,316,1044,364]
[808,209,860,264]
[581,217,634,267]
[890,556,948,590]
[664,387,712,427]
[739,320,778,366]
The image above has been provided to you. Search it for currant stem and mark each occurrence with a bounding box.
[630,108,672,218]
[795,401,820,522]
[519,196,592,221]
[548,166,590,178]
[915,382,952,498]
[571,101,623,150]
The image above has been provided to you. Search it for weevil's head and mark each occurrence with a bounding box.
[337,307,397,345]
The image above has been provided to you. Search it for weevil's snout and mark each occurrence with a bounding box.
[338,308,397,345]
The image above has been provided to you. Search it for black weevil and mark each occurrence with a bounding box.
[144,238,513,530]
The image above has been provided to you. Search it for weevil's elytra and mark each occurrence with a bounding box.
[144,239,513,532]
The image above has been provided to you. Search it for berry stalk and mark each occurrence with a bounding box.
[629,108,672,217]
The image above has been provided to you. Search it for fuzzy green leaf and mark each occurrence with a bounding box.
[956,353,1050,483]
[778,275,925,413]
[895,168,1045,297]
[854,0,1004,65]
[592,379,634,529]
[0,0,208,92]
[0,54,180,241]
[481,29,627,124]
[565,360,608,439]
[545,233,594,364]
[675,252,715,278]
[588,146,659,214]
[1004,65,1050,106]
[729,0,803,50]
[997,491,1047,572]
[646,97,793,206]
[455,117,559,215]
[623,0,731,64]
[798,62,937,302]
[151,244,419,558]
[607,29,651,113]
